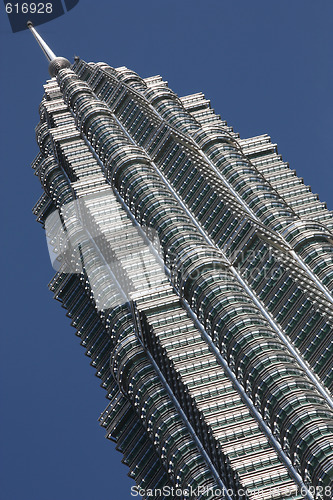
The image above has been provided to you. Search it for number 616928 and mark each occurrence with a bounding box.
[6,3,53,14]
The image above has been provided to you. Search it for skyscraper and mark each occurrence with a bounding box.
[29,24,333,500]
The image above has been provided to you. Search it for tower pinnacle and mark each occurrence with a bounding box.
[27,21,71,77]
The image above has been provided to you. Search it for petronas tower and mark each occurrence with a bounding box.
[30,24,333,500]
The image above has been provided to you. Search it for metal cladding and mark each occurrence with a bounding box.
[31,58,333,500]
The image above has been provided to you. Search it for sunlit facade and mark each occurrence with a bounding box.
[32,52,333,500]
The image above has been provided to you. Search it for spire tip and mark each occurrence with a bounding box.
[27,22,71,76]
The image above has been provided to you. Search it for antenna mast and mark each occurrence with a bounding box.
[27,21,71,76]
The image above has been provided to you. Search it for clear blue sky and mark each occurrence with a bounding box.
[0,1,332,499]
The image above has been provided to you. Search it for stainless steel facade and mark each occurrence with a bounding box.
[32,56,333,500]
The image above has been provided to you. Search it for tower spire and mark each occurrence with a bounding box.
[27,21,56,61]
[27,21,71,77]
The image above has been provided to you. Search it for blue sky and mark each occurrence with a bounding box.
[0,1,332,499]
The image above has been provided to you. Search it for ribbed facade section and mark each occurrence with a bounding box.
[31,58,333,500]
